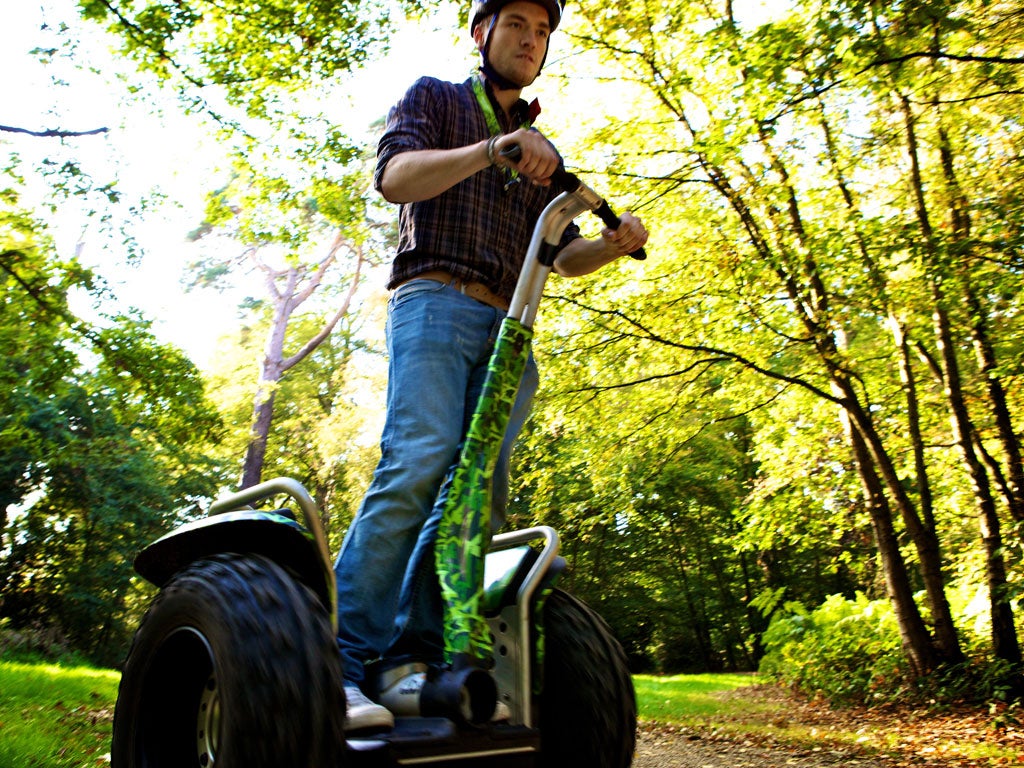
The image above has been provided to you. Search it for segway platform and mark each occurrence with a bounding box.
[347,718,540,766]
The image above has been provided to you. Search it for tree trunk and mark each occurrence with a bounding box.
[241,385,278,489]
[902,99,1020,664]
[838,388,940,676]
[881,320,964,663]
[694,134,956,674]
[935,125,1024,524]
[819,102,962,664]
[666,516,717,670]
[237,242,363,488]
[966,304,1024,523]
[932,291,1021,664]
[240,287,290,489]
[756,125,962,670]
[887,317,938,533]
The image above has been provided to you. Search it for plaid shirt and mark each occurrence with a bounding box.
[374,75,580,302]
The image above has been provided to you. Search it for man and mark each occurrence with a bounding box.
[335,0,649,731]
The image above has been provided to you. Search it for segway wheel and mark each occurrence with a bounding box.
[111,554,345,768]
[538,589,636,768]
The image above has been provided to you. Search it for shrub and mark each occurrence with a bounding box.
[0,617,87,666]
[758,593,910,705]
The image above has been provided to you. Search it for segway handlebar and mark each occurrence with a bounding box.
[500,144,647,260]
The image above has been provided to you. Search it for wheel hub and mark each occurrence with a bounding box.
[196,673,220,766]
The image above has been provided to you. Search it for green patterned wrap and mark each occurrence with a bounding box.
[436,317,533,665]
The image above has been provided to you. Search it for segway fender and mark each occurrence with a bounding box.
[133,510,332,611]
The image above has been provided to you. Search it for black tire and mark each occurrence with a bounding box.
[111,553,346,768]
[537,589,636,768]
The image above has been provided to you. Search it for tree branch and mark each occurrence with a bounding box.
[552,294,846,407]
[281,236,364,372]
[861,50,1024,73]
[0,124,108,138]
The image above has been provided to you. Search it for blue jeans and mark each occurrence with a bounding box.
[334,278,538,685]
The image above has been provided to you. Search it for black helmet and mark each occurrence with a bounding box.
[470,0,565,34]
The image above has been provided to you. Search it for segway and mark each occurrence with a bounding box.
[110,148,643,767]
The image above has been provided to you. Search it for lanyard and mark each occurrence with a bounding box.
[473,76,533,187]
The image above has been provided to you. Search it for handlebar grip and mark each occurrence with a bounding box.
[499,144,646,260]
[593,202,647,261]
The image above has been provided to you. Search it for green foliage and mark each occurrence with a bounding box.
[0,618,90,667]
[553,0,1024,680]
[759,594,908,705]
[188,150,379,257]
[78,0,431,118]
[0,208,225,666]
[512,298,775,673]
[759,593,1024,707]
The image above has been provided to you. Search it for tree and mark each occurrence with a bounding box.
[77,0,429,119]
[234,243,364,489]
[548,0,1024,678]
[186,145,393,488]
[1,5,236,662]
[201,295,388,548]
[1,228,224,663]
[854,0,1023,667]
[75,0,417,494]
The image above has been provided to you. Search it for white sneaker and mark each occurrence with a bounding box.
[492,700,511,722]
[344,685,395,732]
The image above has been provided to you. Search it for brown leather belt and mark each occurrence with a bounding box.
[397,269,509,312]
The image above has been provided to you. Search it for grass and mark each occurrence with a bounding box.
[2,661,1020,766]
[634,672,766,721]
[635,673,866,749]
[0,658,118,768]
[7,664,767,766]
[632,672,830,748]
[1,666,813,766]
[635,672,906,760]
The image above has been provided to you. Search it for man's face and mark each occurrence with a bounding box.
[475,1,551,88]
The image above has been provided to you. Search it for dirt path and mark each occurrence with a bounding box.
[633,729,889,768]
[629,684,1023,768]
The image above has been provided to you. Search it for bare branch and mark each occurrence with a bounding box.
[0,124,109,138]
[861,50,1024,73]
[281,235,365,372]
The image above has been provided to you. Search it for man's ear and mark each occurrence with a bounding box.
[471,14,490,48]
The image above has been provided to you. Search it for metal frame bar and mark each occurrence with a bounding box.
[488,526,559,728]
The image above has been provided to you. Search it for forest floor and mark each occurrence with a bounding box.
[633,684,1023,767]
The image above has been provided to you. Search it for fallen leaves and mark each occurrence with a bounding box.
[643,684,1023,767]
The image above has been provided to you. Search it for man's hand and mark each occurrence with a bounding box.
[493,128,560,185]
[601,212,648,257]
[554,212,650,277]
